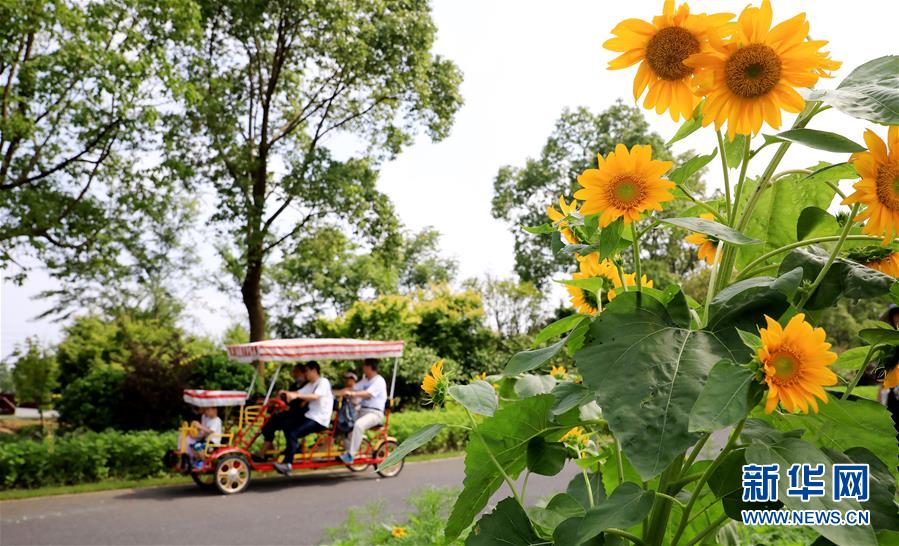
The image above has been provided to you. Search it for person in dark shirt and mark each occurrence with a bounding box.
[256,363,307,460]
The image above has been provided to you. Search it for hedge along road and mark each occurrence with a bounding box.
[1,457,579,546]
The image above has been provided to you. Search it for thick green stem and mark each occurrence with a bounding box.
[729,136,753,224]
[670,419,746,546]
[702,243,724,326]
[677,184,725,222]
[464,409,522,506]
[793,203,860,311]
[716,130,732,222]
[737,235,890,280]
[682,432,711,474]
[842,344,878,400]
[632,222,642,291]
[644,455,683,546]
[612,435,625,483]
[605,528,646,546]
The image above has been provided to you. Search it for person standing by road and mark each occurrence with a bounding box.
[337,359,388,464]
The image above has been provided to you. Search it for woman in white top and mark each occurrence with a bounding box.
[273,361,333,475]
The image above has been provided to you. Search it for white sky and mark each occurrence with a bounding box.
[2,0,896,358]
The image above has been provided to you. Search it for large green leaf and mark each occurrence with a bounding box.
[689,360,757,432]
[736,164,848,270]
[668,149,717,185]
[746,437,877,546]
[504,334,570,376]
[599,218,624,260]
[708,449,780,519]
[859,327,899,346]
[724,134,748,167]
[833,346,873,372]
[768,128,865,153]
[763,396,898,480]
[667,102,703,145]
[566,471,606,511]
[514,374,557,397]
[378,424,445,471]
[826,447,899,531]
[797,206,840,240]
[659,217,760,245]
[806,56,899,125]
[448,381,498,416]
[778,246,895,309]
[467,497,541,546]
[445,395,562,541]
[551,381,594,416]
[533,314,588,347]
[575,482,655,543]
[575,291,742,479]
[527,437,568,476]
[529,493,586,535]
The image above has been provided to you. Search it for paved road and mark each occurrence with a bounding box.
[1,458,579,546]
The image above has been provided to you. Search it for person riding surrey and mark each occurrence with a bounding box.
[256,363,307,460]
[180,406,222,469]
[272,361,334,475]
[337,358,388,464]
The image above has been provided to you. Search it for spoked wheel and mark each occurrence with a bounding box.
[190,470,215,489]
[346,438,372,472]
[375,440,403,478]
[214,454,252,495]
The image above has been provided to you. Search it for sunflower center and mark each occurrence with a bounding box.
[581,287,598,311]
[645,26,701,81]
[725,44,782,98]
[875,162,899,211]
[608,175,647,209]
[768,350,802,386]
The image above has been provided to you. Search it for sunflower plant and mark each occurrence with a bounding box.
[381,2,899,544]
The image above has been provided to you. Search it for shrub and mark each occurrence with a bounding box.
[186,353,255,391]
[389,405,468,453]
[57,368,126,430]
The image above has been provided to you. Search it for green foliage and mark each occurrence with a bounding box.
[388,405,469,453]
[806,55,899,125]
[8,338,58,411]
[185,353,254,391]
[469,498,540,546]
[325,486,464,546]
[56,368,126,431]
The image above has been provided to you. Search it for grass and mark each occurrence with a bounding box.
[0,450,464,501]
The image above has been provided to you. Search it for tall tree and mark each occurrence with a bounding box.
[173,0,462,342]
[0,0,199,288]
[9,338,58,429]
[492,102,705,287]
[464,275,544,337]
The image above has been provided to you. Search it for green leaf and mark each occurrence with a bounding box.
[504,335,570,376]
[778,246,895,309]
[378,424,445,471]
[567,471,606,511]
[660,217,760,245]
[763,396,899,481]
[551,381,594,415]
[448,381,498,416]
[859,327,899,346]
[445,395,558,541]
[527,437,568,476]
[575,291,743,479]
[736,163,848,270]
[668,149,717,185]
[826,447,899,532]
[558,277,607,292]
[797,206,840,240]
[529,493,586,535]
[667,101,703,145]
[737,329,762,351]
[514,374,557,397]
[522,223,556,235]
[575,482,655,543]
[723,133,748,166]
[467,497,541,546]
[771,128,866,153]
[746,436,877,546]
[689,360,757,432]
[599,218,623,259]
[708,449,780,520]
[533,314,588,347]
[833,346,874,371]
[806,56,899,125]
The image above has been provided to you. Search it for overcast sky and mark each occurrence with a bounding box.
[2,0,895,358]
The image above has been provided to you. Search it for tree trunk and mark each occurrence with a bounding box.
[241,255,266,380]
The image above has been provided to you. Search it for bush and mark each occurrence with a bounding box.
[0,430,179,489]
[57,368,126,430]
[186,353,255,391]
[389,405,468,453]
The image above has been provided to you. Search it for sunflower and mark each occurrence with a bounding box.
[842,127,899,243]
[884,364,899,389]
[550,365,568,380]
[472,371,488,382]
[758,314,837,414]
[421,360,448,405]
[575,144,674,227]
[391,526,407,539]
[608,271,654,300]
[684,213,719,265]
[546,196,580,244]
[604,1,732,121]
[847,245,899,277]
[566,253,618,315]
[685,0,840,138]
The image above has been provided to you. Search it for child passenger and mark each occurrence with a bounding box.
[180,406,223,468]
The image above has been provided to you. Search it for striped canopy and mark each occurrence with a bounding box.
[226,338,405,363]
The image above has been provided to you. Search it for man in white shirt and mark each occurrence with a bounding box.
[337,359,388,464]
[273,361,333,475]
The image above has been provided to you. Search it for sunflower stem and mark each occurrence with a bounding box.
[736,235,890,280]
[729,136,753,224]
[675,184,725,222]
[702,242,725,326]
[670,419,745,546]
[463,408,523,507]
[793,203,861,311]
[612,434,625,483]
[681,432,711,475]
[716,130,732,222]
[684,513,729,546]
[842,344,879,401]
[631,222,642,292]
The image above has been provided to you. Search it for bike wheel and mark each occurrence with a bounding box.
[346,438,372,472]
[214,454,252,495]
[191,471,215,489]
[375,440,403,478]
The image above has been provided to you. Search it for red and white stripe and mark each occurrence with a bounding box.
[226,338,405,363]
[183,389,247,407]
